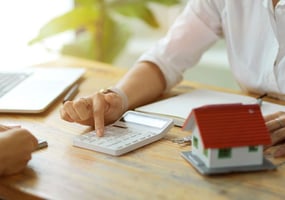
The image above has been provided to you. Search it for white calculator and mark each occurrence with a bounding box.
[73,111,174,156]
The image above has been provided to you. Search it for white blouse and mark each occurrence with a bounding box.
[137,0,285,100]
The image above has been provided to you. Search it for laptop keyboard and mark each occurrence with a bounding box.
[0,72,31,97]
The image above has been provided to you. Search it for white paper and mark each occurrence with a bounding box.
[135,89,285,126]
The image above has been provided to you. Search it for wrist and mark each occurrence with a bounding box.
[100,87,129,112]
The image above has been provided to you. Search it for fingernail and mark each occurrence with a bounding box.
[96,128,104,137]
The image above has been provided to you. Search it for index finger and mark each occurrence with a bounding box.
[92,93,109,137]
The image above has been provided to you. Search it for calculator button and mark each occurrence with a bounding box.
[73,112,174,156]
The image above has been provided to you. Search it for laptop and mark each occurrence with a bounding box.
[0,67,85,113]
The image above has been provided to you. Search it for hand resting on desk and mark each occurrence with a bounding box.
[264,111,285,158]
[0,125,38,176]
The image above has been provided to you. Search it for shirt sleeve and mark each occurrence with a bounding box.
[136,0,223,92]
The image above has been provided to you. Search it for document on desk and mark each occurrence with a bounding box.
[135,89,285,127]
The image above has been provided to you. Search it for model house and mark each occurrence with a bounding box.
[181,103,276,174]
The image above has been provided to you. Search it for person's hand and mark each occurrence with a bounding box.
[0,127,38,176]
[60,91,125,136]
[264,111,285,157]
[0,124,21,131]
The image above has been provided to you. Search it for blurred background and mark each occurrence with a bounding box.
[0,0,239,90]
[0,0,71,67]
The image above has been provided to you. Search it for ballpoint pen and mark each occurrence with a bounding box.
[256,93,267,106]
[62,84,79,103]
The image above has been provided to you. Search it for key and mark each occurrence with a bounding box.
[172,135,192,144]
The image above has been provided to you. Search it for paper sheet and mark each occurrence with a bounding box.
[135,89,285,126]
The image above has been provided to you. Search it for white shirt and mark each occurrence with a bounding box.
[137,0,285,100]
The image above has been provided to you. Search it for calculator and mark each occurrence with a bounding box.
[73,111,174,156]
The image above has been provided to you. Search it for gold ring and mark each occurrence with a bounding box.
[275,118,284,129]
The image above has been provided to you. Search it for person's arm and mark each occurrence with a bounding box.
[0,128,38,176]
[60,0,221,136]
[60,61,166,136]
[116,61,166,110]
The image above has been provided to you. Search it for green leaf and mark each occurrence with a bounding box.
[29,0,181,63]
[29,6,100,45]
[110,2,159,28]
[74,0,98,6]
[101,16,131,62]
[147,0,181,6]
[61,14,131,63]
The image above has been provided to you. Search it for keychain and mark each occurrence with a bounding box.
[171,135,192,145]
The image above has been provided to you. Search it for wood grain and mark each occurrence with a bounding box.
[0,56,285,200]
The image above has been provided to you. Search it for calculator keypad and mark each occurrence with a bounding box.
[73,111,174,156]
[74,126,158,155]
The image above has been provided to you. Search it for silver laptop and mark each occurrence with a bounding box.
[0,67,85,113]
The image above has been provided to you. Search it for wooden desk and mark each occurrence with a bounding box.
[1,56,285,200]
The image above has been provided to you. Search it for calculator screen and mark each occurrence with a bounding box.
[120,113,167,129]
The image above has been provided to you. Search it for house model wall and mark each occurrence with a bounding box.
[183,103,271,169]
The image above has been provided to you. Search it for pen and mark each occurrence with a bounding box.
[63,84,79,103]
[36,139,48,150]
[256,93,267,106]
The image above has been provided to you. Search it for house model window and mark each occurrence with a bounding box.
[218,148,232,159]
[180,103,276,175]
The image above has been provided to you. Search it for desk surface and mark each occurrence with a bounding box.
[1,56,285,200]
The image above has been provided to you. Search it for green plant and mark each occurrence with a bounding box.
[29,0,181,63]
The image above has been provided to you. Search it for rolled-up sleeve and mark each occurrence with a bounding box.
[136,0,222,92]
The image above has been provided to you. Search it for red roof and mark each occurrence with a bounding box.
[183,103,271,149]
